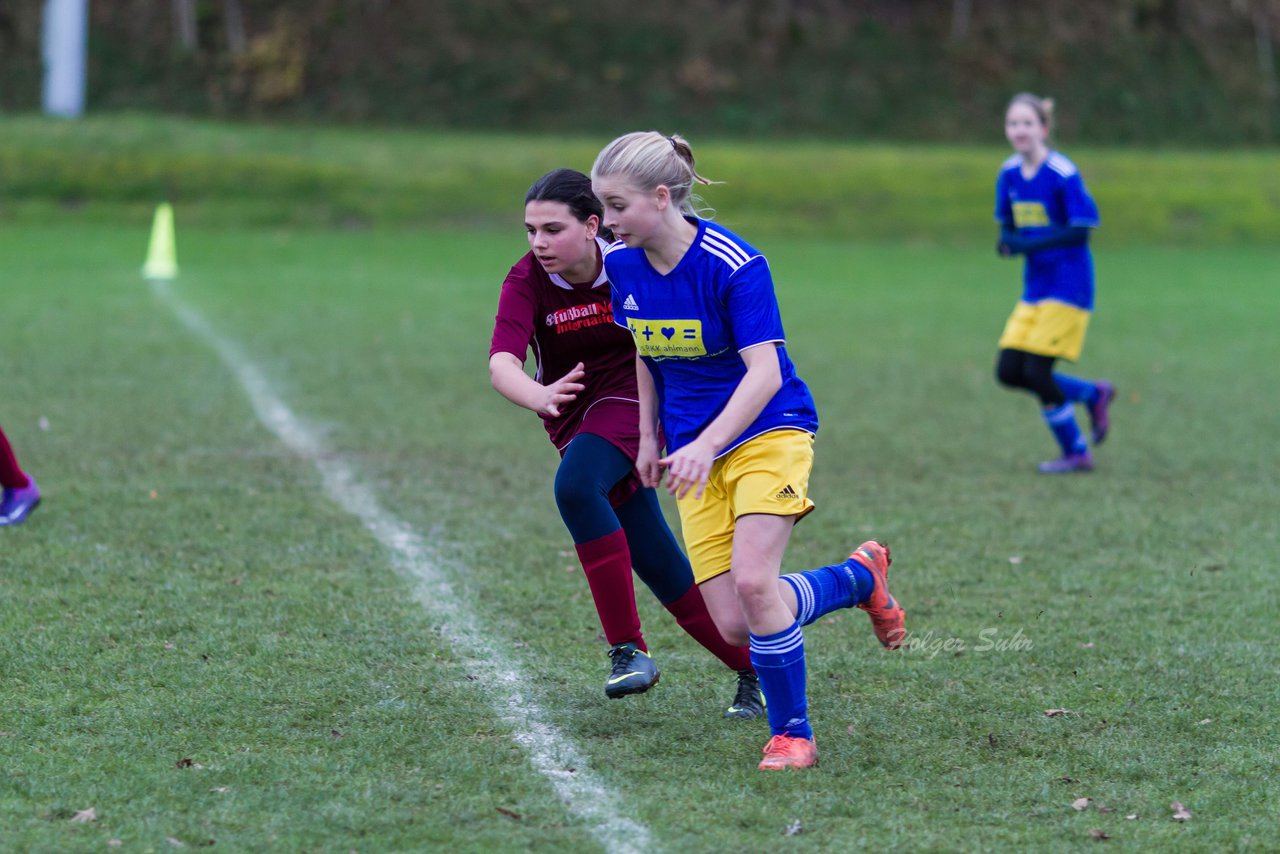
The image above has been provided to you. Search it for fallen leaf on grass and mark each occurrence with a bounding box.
[1045,709,1075,717]
[150,490,159,499]
[176,757,204,769]
[1171,801,1192,821]
[1072,797,1091,811]
[166,837,186,848]
[495,807,522,820]
[784,820,803,836]
[1089,828,1110,840]
[70,807,96,823]
[1095,804,1114,813]
[330,729,344,739]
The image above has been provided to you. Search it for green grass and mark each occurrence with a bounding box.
[2,113,1279,244]
[1,211,1278,852]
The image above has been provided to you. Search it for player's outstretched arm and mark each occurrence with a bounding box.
[489,353,585,418]
[660,343,782,500]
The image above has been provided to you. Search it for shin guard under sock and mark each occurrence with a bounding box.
[575,529,646,650]
[750,621,811,739]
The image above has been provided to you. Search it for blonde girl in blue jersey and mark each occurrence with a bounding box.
[592,131,905,771]
[995,93,1115,472]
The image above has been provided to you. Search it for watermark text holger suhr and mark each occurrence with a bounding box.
[900,627,1033,659]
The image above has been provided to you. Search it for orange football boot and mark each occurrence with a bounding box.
[851,540,906,650]
[758,734,819,770]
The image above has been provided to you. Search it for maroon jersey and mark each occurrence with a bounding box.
[490,239,641,462]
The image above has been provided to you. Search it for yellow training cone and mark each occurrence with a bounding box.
[142,202,178,280]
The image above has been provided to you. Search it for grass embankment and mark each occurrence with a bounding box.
[2,113,1277,244]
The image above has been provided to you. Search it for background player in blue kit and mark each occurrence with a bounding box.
[995,93,1116,473]
[592,131,905,771]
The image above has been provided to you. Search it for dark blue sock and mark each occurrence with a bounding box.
[1053,373,1099,406]
[749,621,811,739]
[1042,403,1089,456]
[781,558,874,626]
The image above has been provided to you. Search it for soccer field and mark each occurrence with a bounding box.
[2,220,1278,851]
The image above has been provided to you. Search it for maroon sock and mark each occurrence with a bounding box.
[663,584,752,672]
[0,426,29,489]
[575,529,646,651]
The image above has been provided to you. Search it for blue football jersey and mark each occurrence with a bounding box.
[605,218,818,456]
[995,151,1100,309]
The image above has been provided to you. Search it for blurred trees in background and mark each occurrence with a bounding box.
[2,0,1277,144]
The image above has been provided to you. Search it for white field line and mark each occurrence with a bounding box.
[150,278,651,854]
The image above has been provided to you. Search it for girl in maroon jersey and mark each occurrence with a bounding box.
[489,168,762,716]
[0,424,40,527]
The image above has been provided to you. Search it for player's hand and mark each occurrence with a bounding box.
[998,232,1029,257]
[539,362,585,418]
[636,436,664,489]
[659,438,714,500]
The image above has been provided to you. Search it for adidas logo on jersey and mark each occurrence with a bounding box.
[622,294,639,311]
[775,484,799,500]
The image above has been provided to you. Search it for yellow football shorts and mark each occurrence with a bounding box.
[677,429,816,585]
[998,299,1091,362]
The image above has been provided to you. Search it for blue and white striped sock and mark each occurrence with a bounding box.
[749,621,811,739]
[1053,373,1099,406]
[1042,402,1089,456]
[781,559,874,626]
